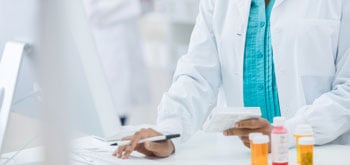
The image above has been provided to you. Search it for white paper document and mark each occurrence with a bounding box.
[202,107,261,132]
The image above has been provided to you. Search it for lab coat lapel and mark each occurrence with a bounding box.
[232,0,251,76]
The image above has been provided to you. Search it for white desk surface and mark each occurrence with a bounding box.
[2,131,350,165]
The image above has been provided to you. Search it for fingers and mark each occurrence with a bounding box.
[224,128,261,136]
[123,132,146,159]
[243,141,250,148]
[113,128,164,159]
[239,136,250,148]
[116,141,155,157]
[223,117,273,149]
[236,118,269,129]
[239,135,249,144]
[115,145,126,158]
[134,144,154,157]
[224,118,272,136]
[114,136,133,158]
[223,118,271,136]
[122,128,160,159]
[144,140,174,158]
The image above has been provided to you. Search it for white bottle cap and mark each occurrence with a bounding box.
[299,137,315,145]
[249,133,263,140]
[253,135,270,144]
[294,124,314,136]
[273,117,286,126]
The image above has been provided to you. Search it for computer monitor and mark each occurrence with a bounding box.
[0,41,32,154]
[0,0,124,154]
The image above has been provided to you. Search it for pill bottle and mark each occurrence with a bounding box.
[294,124,313,164]
[252,135,269,165]
[271,117,288,165]
[249,133,263,165]
[298,137,315,165]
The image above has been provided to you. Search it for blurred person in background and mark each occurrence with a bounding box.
[83,0,154,125]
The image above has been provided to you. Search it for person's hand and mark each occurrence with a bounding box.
[223,118,273,149]
[113,128,175,159]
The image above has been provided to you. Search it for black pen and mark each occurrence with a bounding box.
[110,134,180,146]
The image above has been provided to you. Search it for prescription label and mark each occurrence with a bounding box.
[271,134,289,163]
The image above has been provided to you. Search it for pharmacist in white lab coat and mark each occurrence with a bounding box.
[115,0,350,159]
[84,0,151,125]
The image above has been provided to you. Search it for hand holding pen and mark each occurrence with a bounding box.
[112,128,180,159]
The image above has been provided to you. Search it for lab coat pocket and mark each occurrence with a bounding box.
[296,19,340,76]
[300,75,334,105]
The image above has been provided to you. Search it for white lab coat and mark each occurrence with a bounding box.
[84,0,150,115]
[157,0,350,147]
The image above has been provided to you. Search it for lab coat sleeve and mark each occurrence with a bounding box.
[156,0,221,147]
[286,2,350,147]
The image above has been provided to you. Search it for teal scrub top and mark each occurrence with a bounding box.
[243,0,281,123]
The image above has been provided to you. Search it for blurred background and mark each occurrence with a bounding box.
[0,0,201,152]
[0,0,201,157]
[84,0,201,126]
